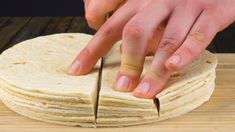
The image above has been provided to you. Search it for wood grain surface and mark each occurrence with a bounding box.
[0,54,234,132]
[0,17,234,54]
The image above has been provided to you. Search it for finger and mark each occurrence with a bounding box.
[157,1,202,56]
[166,10,221,71]
[133,36,174,98]
[68,2,138,75]
[146,27,164,56]
[115,1,171,92]
[133,2,203,99]
[119,26,164,56]
[86,0,124,30]
[133,52,171,99]
[132,35,173,99]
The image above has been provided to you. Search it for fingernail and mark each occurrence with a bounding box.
[135,82,151,94]
[168,54,181,65]
[68,60,80,74]
[116,75,130,90]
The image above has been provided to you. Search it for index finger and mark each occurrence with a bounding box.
[68,2,137,75]
[85,0,125,30]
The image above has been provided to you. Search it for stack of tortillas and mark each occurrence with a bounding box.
[0,33,217,127]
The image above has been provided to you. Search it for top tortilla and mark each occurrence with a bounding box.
[0,33,100,98]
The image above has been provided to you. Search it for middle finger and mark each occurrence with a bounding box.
[115,0,171,92]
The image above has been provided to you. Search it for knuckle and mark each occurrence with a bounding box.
[120,62,142,76]
[151,70,168,80]
[85,12,100,29]
[85,12,98,23]
[123,22,144,40]
[158,37,180,53]
[121,62,142,72]
[120,57,143,76]
[180,46,196,56]
[180,45,203,60]
[189,31,206,43]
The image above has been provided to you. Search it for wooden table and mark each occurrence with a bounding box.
[0,17,235,131]
[0,17,95,54]
[0,16,235,53]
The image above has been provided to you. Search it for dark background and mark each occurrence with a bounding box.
[0,0,234,53]
[0,0,85,16]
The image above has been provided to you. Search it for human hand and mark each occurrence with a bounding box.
[69,0,235,99]
[83,0,127,30]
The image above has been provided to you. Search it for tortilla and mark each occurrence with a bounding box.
[0,33,217,127]
[96,43,216,126]
[0,33,100,127]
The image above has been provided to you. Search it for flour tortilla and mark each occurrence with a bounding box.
[0,33,217,127]
[0,88,93,116]
[0,33,101,125]
[97,43,217,126]
[1,97,95,127]
[0,33,100,96]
